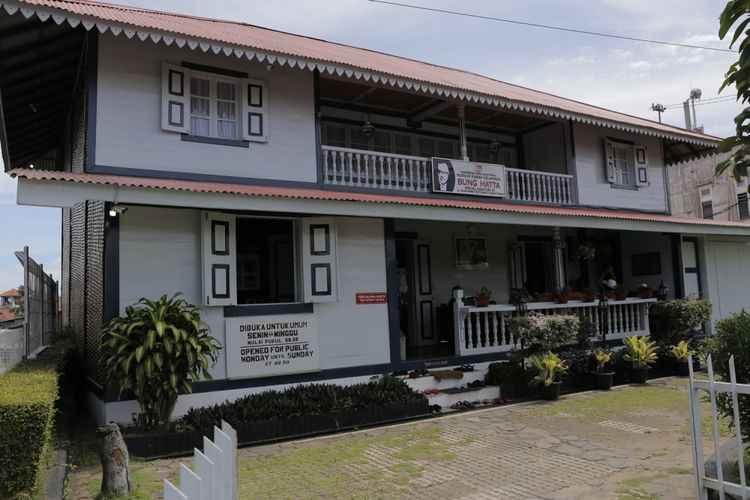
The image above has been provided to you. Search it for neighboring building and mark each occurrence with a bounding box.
[669,152,750,222]
[0,288,22,308]
[2,0,749,423]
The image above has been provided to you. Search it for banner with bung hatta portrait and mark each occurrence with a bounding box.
[431,158,507,198]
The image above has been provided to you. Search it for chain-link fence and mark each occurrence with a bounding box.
[12,246,59,358]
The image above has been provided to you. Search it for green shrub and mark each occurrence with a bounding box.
[508,313,580,354]
[176,375,424,435]
[0,341,72,497]
[485,359,528,386]
[650,298,713,344]
[703,310,750,439]
[102,294,221,429]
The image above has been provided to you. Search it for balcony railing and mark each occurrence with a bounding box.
[452,298,656,357]
[321,145,574,205]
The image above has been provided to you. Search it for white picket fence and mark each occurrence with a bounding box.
[164,421,237,500]
[688,354,750,499]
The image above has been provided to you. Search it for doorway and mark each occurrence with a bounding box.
[396,238,451,360]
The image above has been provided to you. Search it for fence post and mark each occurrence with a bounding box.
[214,426,233,500]
[687,355,709,500]
[194,449,215,500]
[203,437,223,500]
[179,464,201,500]
[22,246,29,357]
[221,420,237,500]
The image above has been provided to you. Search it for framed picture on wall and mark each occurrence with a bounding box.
[631,252,661,276]
[455,236,489,270]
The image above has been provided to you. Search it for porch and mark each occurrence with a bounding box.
[392,218,675,362]
[322,146,575,205]
[453,298,656,357]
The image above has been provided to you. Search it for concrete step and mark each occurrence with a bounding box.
[426,386,500,409]
[404,370,485,392]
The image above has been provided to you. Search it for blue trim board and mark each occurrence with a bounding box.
[180,134,249,148]
[224,303,313,317]
[103,204,120,322]
[181,61,248,79]
[85,31,99,172]
[314,69,324,185]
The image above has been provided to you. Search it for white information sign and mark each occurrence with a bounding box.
[431,157,507,198]
[225,314,320,379]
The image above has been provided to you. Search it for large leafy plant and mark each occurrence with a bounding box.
[527,352,568,387]
[102,293,221,429]
[717,2,750,182]
[623,335,658,369]
[508,313,579,354]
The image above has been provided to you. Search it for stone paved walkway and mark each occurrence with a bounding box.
[69,377,704,499]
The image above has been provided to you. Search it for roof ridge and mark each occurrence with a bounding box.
[21,0,723,143]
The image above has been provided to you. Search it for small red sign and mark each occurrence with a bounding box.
[356,292,388,305]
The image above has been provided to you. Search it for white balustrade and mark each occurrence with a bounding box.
[505,167,574,205]
[321,146,575,204]
[322,146,432,192]
[452,297,656,357]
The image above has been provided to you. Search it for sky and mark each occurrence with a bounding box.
[0,0,743,292]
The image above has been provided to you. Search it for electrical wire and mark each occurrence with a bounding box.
[368,0,735,53]
[663,97,737,109]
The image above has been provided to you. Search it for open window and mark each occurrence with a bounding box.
[201,213,338,306]
[604,138,649,188]
[162,63,267,143]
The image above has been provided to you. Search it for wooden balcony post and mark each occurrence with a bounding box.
[457,103,468,160]
[552,227,566,293]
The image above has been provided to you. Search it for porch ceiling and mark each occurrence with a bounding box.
[10,168,750,237]
[0,12,85,169]
[319,76,550,132]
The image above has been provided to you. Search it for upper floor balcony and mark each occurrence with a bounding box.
[321,145,575,205]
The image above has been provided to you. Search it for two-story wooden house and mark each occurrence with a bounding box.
[2,0,749,423]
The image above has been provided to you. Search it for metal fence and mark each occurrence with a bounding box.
[688,354,750,499]
[14,246,58,359]
[164,421,237,500]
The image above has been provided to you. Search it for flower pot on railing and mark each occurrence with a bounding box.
[614,290,628,301]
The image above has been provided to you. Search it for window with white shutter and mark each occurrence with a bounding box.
[161,63,189,133]
[604,138,645,188]
[633,145,650,187]
[301,217,339,303]
[162,64,268,143]
[241,78,268,142]
[202,211,237,306]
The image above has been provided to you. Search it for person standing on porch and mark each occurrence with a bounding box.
[599,265,618,294]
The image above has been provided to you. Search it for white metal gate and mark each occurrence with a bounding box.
[688,354,750,499]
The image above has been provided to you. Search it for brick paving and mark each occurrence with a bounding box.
[68,378,700,499]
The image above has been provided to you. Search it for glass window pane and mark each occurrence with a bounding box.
[217,120,236,139]
[324,123,346,147]
[217,101,235,120]
[373,130,391,153]
[191,97,209,117]
[217,81,235,101]
[191,117,210,137]
[191,78,209,97]
[418,137,435,157]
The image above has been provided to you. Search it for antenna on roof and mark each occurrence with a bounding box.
[650,103,666,123]
[683,89,703,132]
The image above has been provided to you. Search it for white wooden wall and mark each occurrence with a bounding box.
[118,206,390,377]
[95,34,317,181]
[573,122,668,212]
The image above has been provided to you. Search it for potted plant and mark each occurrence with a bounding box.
[583,287,598,302]
[555,287,571,304]
[638,284,654,299]
[593,349,615,390]
[614,285,629,301]
[670,340,696,376]
[528,352,568,400]
[623,335,658,384]
[476,287,492,307]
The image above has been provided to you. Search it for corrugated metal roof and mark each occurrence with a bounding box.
[3,0,721,145]
[0,289,21,298]
[11,168,750,229]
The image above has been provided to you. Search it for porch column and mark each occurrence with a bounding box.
[552,227,566,292]
[457,103,468,160]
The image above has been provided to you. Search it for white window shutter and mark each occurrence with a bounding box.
[201,211,237,306]
[161,63,189,133]
[604,138,616,183]
[302,217,338,303]
[633,144,650,187]
[241,78,268,142]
